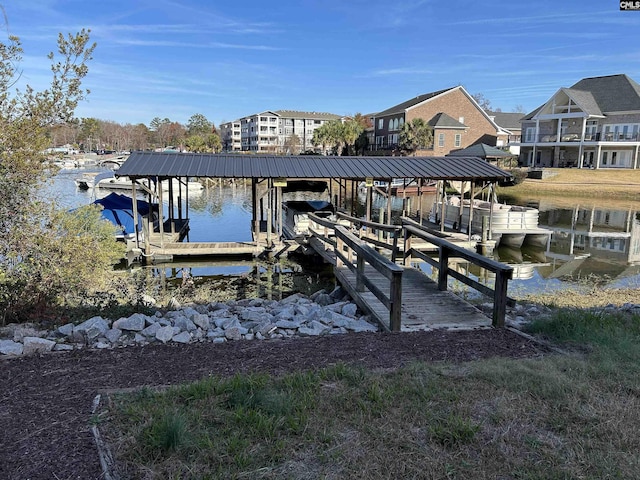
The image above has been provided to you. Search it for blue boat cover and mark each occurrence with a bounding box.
[92,192,155,236]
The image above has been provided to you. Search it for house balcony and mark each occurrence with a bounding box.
[520,132,640,144]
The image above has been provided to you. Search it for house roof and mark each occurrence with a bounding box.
[117,152,513,182]
[274,110,341,120]
[446,143,516,159]
[486,111,524,130]
[561,88,602,116]
[428,112,467,129]
[524,74,640,119]
[374,87,455,117]
[569,74,640,112]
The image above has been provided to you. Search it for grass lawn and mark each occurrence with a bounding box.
[102,304,640,479]
[500,168,640,199]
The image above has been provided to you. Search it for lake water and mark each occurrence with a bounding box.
[48,168,640,299]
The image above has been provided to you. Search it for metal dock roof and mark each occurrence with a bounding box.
[117,152,513,181]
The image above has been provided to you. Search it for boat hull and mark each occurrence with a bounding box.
[430,198,551,249]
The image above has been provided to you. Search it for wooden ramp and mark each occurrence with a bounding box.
[336,264,491,332]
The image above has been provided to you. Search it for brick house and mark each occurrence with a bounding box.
[370,86,506,155]
[519,74,640,169]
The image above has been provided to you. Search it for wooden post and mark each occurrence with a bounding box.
[493,270,509,327]
[168,179,175,234]
[132,181,140,250]
[488,183,495,240]
[468,181,475,240]
[386,178,392,242]
[389,269,402,332]
[336,235,344,268]
[391,228,399,263]
[356,252,365,292]
[157,177,164,249]
[378,207,384,242]
[440,180,446,233]
[365,185,372,222]
[403,225,412,266]
[267,179,272,247]
[277,185,283,238]
[417,178,422,222]
[252,178,259,244]
[437,246,449,291]
[457,181,464,232]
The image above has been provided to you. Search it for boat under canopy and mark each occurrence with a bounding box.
[92,192,157,240]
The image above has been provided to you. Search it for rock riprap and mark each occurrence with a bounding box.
[0,288,378,357]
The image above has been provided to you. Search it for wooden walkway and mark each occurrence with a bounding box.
[336,265,491,331]
[309,236,492,332]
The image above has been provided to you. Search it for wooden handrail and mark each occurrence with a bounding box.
[402,219,513,327]
[336,211,402,233]
[308,213,403,331]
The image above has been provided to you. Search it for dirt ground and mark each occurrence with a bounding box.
[0,329,550,480]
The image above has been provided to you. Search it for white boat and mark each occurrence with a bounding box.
[89,172,204,193]
[430,196,552,248]
[280,180,349,240]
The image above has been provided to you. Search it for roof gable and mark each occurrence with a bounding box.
[375,87,455,117]
[428,112,466,129]
[569,74,640,112]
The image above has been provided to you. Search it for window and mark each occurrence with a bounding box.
[399,118,404,127]
[454,134,461,147]
[438,133,445,147]
[525,127,536,142]
[378,119,384,129]
[260,117,267,122]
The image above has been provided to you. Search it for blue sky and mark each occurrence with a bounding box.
[7,1,640,127]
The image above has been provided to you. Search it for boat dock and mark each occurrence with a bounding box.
[307,213,513,331]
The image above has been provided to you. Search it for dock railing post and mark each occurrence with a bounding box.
[438,246,449,291]
[356,250,365,292]
[336,235,344,268]
[389,269,402,331]
[403,225,412,266]
[492,269,509,327]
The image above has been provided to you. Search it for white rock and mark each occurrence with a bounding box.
[113,314,147,332]
[225,327,242,341]
[155,326,174,344]
[74,317,110,341]
[341,303,358,317]
[275,319,302,329]
[104,328,123,344]
[22,337,56,355]
[53,343,74,352]
[212,337,226,344]
[172,331,192,343]
[298,321,330,337]
[345,319,377,333]
[192,313,210,330]
[0,339,23,356]
[141,323,160,337]
[57,323,75,337]
[95,341,111,349]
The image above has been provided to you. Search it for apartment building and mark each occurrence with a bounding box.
[221,110,341,154]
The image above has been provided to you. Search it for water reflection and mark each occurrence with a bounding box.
[49,169,640,296]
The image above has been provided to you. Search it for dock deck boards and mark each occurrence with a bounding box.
[336,264,490,332]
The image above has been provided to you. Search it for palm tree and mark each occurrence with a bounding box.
[398,118,433,156]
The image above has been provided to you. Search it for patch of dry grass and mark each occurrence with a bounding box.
[500,168,640,199]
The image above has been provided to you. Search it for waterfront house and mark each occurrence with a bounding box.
[370,86,508,155]
[486,111,524,155]
[519,74,640,169]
